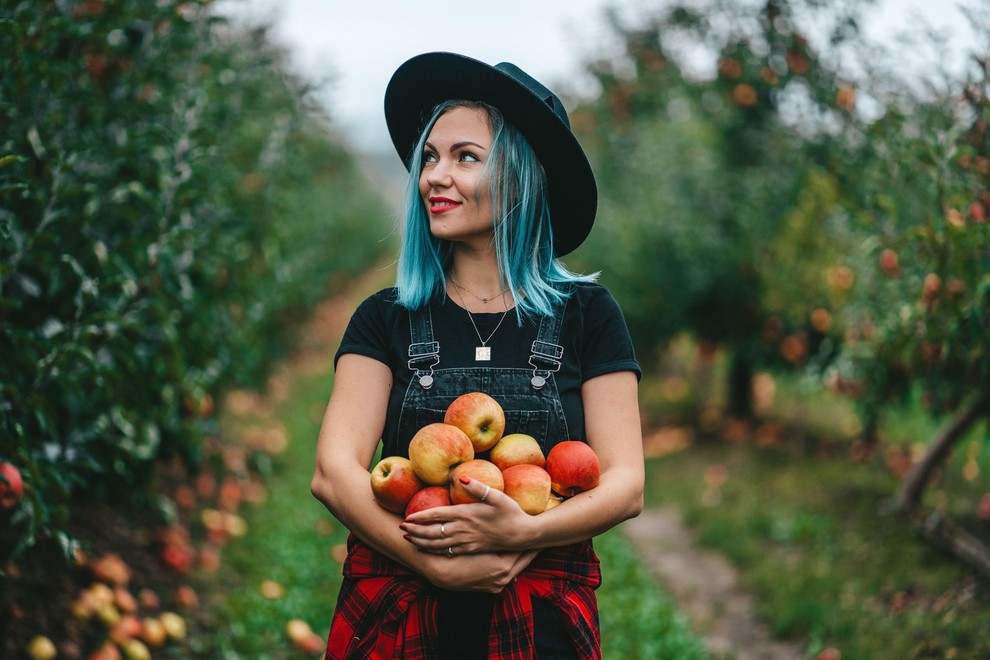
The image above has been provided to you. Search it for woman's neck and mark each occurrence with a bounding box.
[446,256,511,313]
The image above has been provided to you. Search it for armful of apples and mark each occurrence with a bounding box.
[369,392,600,518]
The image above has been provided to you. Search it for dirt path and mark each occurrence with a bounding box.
[623,508,805,660]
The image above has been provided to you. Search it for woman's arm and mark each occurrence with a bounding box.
[402,369,644,554]
[311,353,535,591]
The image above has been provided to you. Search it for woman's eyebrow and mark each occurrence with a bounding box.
[424,140,488,152]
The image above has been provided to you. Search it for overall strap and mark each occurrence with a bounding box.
[529,294,569,390]
[407,305,439,389]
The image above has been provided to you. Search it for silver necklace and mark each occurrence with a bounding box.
[451,284,508,361]
[450,277,509,304]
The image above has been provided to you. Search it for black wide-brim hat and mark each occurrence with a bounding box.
[384,52,597,257]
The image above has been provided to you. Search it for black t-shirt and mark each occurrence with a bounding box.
[335,282,641,456]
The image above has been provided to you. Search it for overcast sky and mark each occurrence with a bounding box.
[218,0,979,154]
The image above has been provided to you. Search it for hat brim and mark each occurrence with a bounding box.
[384,52,597,257]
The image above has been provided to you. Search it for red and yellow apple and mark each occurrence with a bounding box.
[120,638,152,660]
[0,461,24,510]
[404,485,451,517]
[370,456,425,514]
[159,612,187,641]
[444,391,506,452]
[109,613,143,644]
[544,494,563,512]
[546,441,600,497]
[286,618,326,654]
[408,423,474,485]
[140,617,168,647]
[89,641,123,660]
[286,618,314,643]
[449,459,504,504]
[91,552,132,586]
[489,433,545,471]
[25,636,57,660]
[502,464,552,515]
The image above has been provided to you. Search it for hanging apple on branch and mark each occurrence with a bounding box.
[369,392,601,517]
[0,461,24,511]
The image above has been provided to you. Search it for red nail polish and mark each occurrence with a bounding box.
[459,476,471,485]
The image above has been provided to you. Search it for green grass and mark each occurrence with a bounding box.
[644,440,990,659]
[596,529,708,659]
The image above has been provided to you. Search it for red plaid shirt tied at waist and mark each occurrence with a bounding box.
[326,534,602,659]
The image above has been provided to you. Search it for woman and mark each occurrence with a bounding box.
[312,52,644,659]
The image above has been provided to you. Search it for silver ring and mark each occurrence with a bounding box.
[480,485,491,502]
[440,523,446,540]
[447,546,453,558]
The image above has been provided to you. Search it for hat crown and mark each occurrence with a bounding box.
[493,62,571,130]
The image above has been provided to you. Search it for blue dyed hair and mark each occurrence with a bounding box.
[395,99,597,321]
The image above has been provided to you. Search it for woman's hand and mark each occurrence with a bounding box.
[416,546,539,593]
[400,477,536,555]
[399,478,540,592]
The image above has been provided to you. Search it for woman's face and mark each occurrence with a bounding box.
[419,106,494,248]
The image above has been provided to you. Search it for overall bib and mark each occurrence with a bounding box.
[399,298,576,658]
[392,297,572,458]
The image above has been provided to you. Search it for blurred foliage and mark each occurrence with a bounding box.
[572,0,989,430]
[0,0,391,557]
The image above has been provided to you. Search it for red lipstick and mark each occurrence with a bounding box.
[428,196,461,213]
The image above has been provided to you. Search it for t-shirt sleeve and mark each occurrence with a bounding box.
[334,289,395,370]
[580,286,642,382]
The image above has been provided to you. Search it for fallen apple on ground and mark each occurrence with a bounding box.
[489,433,545,471]
[90,553,132,586]
[89,640,122,660]
[408,423,474,485]
[546,441,601,497]
[286,618,326,654]
[120,638,151,660]
[140,617,168,647]
[444,391,506,452]
[286,618,314,644]
[449,459,504,504]
[25,635,57,660]
[501,463,552,515]
[370,455,424,514]
[159,611,187,640]
[109,613,143,644]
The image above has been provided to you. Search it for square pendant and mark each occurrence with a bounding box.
[475,346,491,361]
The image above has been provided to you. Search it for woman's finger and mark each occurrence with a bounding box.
[456,476,501,503]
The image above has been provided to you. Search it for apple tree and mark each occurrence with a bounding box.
[820,26,990,570]
[0,0,391,559]
[571,0,862,421]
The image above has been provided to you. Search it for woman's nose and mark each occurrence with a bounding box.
[425,158,452,187]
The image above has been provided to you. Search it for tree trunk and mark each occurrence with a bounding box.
[726,350,753,420]
[860,410,879,455]
[919,512,990,582]
[893,390,990,514]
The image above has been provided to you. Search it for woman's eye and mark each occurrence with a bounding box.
[459,151,480,163]
[423,152,438,163]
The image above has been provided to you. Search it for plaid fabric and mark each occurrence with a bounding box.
[326,534,602,660]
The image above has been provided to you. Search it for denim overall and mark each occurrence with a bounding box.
[391,298,571,458]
